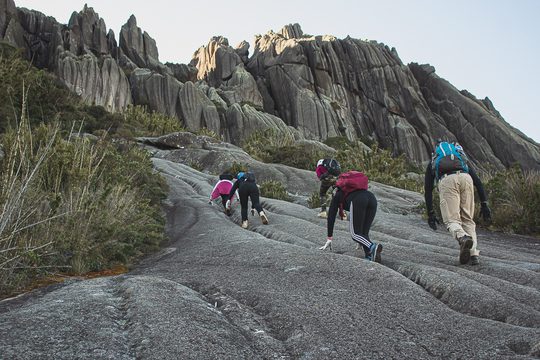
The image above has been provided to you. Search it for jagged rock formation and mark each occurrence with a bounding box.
[1,0,539,170]
[2,135,539,358]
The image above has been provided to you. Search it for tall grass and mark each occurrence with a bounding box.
[484,166,540,235]
[0,100,166,296]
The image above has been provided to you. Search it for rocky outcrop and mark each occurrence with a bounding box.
[0,0,16,39]
[191,37,263,108]
[119,15,161,71]
[66,5,108,56]
[410,63,540,169]
[56,52,132,112]
[223,103,303,145]
[246,28,437,163]
[3,138,540,358]
[2,0,539,170]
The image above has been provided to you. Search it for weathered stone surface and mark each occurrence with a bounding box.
[235,40,249,63]
[0,0,16,38]
[165,62,197,83]
[247,26,436,164]
[56,51,132,112]
[410,63,540,170]
[277,23,303,39]
[12,7,63,68]
[223,103,302,145]
[130,68,182,118]
[2,142,539,358]
[191,37,263,108]
[119,15,160,70]
[178,81,221,133]
[66,5,108,56]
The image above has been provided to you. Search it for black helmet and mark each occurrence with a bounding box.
[219,173,234,181]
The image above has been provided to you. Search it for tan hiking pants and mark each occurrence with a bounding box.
[438,172,479,256]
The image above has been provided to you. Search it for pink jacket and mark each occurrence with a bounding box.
[210,180,237,201]
[316,165,328,179]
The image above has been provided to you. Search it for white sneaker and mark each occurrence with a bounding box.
[260,211,269,225]
[241,220,248,229]
[318,211,327,219]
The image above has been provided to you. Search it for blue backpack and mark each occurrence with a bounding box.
[432,142,469,180]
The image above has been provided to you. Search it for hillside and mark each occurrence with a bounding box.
[1,134,539,358]
[1,0,539,170]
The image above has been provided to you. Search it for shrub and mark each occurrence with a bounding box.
[227,162,249,176]
[243,129,325,170]
[260,180,290,201]
[0,116,167,297]
[483,166,540,235]
[194,127,221,140]
[307,190,322,209]
[336,142,423,192]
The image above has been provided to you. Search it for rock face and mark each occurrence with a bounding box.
[410,63,540,170]
[2,138,540,358]
[2,0,539,170]
[119,15,162,72]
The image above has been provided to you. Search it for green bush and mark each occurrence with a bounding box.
[243,129,326,170]
[484,166,540,235]
[336,142,423,192]
[260,180,291,201]
[0,118,167,297]
[307,190,322,209]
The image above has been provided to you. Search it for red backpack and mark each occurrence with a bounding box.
[335,171,369,219]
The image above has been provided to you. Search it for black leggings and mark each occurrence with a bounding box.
[238,182,263,221]
[348,191,377,256]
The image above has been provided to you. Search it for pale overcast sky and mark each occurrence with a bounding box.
[14,0,540,142]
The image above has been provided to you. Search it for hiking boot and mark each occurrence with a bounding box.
[241,220,248,229]
[251,208,256,217]
[368,242,382,263]
[260,211,269,225]
[470,256,480,266]
[318,211,327,219]
[458,235,473,264]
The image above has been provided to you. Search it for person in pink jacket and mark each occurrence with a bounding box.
[209,173,238,215]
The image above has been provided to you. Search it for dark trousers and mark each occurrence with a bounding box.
[220,195,228,209]
[348,191,377,256]
[238,182,263,221]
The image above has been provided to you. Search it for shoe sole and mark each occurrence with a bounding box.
[260,214,269,225]
[374,244,382,263]
[459,237,473,264]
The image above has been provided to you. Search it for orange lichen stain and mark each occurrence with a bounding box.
[2,265,130,300]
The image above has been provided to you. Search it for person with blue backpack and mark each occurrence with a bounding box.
[424,140,491,265]
[227,171,269,229]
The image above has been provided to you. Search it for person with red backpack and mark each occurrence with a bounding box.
[424,140,491,265]
[319,171,382,263]
[315,158,341,218]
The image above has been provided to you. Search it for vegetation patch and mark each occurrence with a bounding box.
[260,180,291,201]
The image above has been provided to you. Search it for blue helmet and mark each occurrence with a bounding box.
[237,172,245,180]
